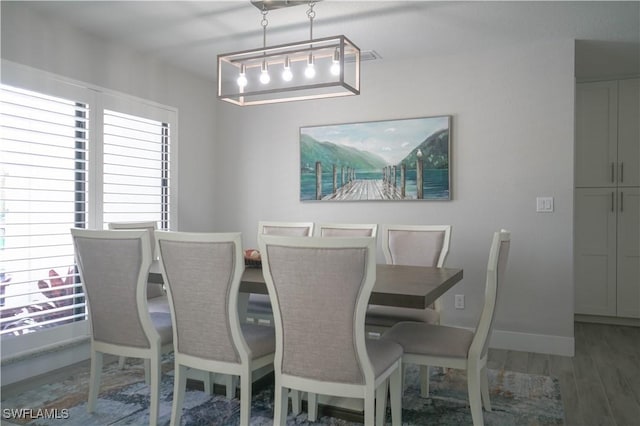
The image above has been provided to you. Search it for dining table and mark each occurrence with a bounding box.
[149,261,463,310]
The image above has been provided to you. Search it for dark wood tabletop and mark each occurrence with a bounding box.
[150,262,463,310]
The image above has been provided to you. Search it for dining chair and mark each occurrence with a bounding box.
[366,224,451,396]
[259,235,403,426]
[155,231,275,426]
[108,221,168,368]
[300,222,377,416]
[383,229,510,426]
[245,221,315,325]
[71,228,173,426]
[316,223,378,238]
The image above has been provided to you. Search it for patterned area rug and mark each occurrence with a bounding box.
[2,356,564,426]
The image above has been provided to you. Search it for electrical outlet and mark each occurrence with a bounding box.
[454,294,465,309]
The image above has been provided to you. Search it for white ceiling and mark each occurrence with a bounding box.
[18,1,640,81]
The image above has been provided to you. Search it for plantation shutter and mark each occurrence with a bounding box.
[102,106,171,230]
[0,84,88,336]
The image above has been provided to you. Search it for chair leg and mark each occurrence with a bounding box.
[118,356,126,369]
[364,391,375,426]
[87,350,103,413]
[148,355,161,426]
[200,372,213,395]
[420,365,430,397]
[467,367,484,426]
[308,392,318,421]
[170,364,188,426]
[480,366,491,411]
[389,363,402,426]
[375,380,388,426]
[273,382,288,426]
[290,390,301,415]
[225,374,236,399]
[144,359,151,385]
[239,370,251,426]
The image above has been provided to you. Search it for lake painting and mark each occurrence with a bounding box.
[300,116,451,201]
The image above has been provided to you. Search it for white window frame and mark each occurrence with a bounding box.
[0,60,178,359]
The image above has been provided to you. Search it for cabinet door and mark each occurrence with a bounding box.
[617,78,639,187]
[575,188,617,316]
[575,81,618,187]
[617,188,639,318]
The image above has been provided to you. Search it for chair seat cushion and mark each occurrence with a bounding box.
[247,294,273,315]
[365,338,403,378]
[147,295,170,314]
[365,305,440,328]
[147,282,165,299]
[241,323,276,359]
[150,312,173,345]
[383,322,474,359]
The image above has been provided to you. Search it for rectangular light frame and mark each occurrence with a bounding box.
[218,35,360,106]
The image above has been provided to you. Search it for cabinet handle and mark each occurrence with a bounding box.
[620,191,624,212]
[611,191,615,212]
[611,162,615,183]
[620,162,624,183]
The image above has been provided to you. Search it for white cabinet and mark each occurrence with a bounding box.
[575,188,617,316]
[575,189,639,318]
[576,79,639,188]
[617,188,639,318]
[575,78,640,320]
[617,79,640,187]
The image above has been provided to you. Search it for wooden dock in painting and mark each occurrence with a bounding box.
[322,179,403,201]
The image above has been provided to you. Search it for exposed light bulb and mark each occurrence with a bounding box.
[330,62,340,76]
[282,56,293,82]
[305,54,316,79]
[330,48,340,76]
[259,61,270,84]
[236,65,248,88]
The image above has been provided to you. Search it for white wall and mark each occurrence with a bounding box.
[214,39,576,355]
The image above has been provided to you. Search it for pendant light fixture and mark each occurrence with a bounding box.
[217,0,360,106]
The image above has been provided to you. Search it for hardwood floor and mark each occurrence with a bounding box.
[2,322,639,425]
[487,322,640,426]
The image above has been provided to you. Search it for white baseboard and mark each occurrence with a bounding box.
[489,329,575,357]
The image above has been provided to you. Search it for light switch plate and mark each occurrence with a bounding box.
[536,197,554,212]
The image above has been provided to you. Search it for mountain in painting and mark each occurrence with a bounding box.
[399,128,449,169]
[300,134,388,171]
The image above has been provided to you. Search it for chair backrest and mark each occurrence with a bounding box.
[469,229,511,360]
[259,235,377,385]
[381,224,451,268]
[108,221,158,258]
[258,221,314,237]
[155,231,248,364]
[316,223,378,238]
[71,228,157,349]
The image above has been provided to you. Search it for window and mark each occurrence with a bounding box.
[103,110,171,228]
[0,86,88,336]
[0,64,177,349]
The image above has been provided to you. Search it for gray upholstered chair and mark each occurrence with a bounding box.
[108,221,168,369]
[71,228,172,426]
[316,223,378,238]
[155,231,275,426]
[244,221,314,325]
[367,224,452,331]
[297,222,377,416]
[383,230,510,426]
[259,235,403,426]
